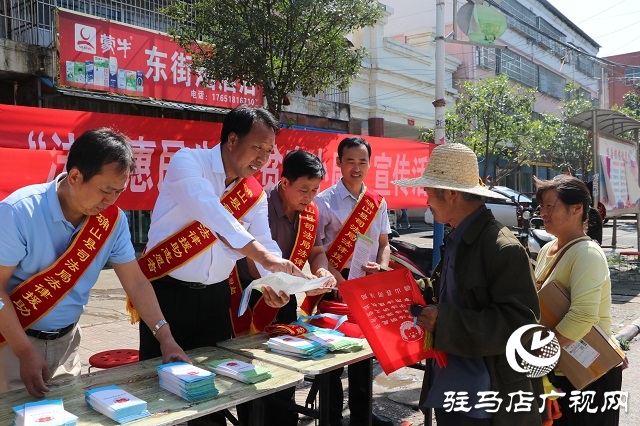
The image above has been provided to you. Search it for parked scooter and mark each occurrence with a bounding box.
[525,210,554,265]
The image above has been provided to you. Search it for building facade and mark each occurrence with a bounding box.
[382,0,605,192]
[604,51,640,109]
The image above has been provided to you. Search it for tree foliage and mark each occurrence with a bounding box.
[421,75,548,182]
[542,82,594,178]
[162,0,383,117]
[620,83,640,121]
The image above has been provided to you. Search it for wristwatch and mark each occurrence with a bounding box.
[152,319,168,337]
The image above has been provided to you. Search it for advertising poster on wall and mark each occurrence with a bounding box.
[56,8,263,109]
[598,134,640,216]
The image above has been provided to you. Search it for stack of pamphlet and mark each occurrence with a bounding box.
[303,331,365,352]
[11,399,77,426]
[267,335,328,359]
[85,385,150,424]
[157,362,219,402]
[209,359,272,384]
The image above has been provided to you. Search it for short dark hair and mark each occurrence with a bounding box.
[337,137,372,159]
[534,175,591,221]
[66,128,135,181]
[220,105,280,144]
[282,150,325,182]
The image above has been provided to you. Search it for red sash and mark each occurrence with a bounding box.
[127,177,264,322]
[138,177,264,281]
[0,205,120,345]
[230,201,319,336]
[300,187,382,315]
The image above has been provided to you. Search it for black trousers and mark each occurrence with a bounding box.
[552,366,623,426]
[139,276,233,426]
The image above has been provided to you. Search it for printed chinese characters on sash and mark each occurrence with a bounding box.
[126,177,264,323]
[300,188,383,316]
[230,201,319,336]
[0,205,119,345]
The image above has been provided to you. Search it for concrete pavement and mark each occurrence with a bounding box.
[75,220,640,425]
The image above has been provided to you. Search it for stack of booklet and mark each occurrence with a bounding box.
[11,399,77,426]
[209,358,272,384]
[157,362,219,402]
[303,331,365,352]
[85,385,150,424]
[267,335,328,359]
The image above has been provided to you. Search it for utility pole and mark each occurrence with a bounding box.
[432,0,447,270]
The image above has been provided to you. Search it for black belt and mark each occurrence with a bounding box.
[157,275,208,290]
[25,323,76,341]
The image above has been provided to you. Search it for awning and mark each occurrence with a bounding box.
[567,109,640,137]
[54,87,231,115]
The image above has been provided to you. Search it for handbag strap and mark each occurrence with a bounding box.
[536,236,589,290]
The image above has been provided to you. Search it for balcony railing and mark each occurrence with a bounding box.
[0,0,172,46]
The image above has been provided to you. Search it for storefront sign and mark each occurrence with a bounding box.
[57,8,263,108]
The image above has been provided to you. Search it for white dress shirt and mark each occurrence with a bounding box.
[146,144,281,284]
[315,179,391,269]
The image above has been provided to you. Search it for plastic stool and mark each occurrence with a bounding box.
[88,349,139,373]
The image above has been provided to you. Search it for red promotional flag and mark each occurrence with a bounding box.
[339,268,446,375]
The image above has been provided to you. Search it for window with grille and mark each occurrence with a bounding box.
[625,68,640,86]
[502,0,537,40]
[499,49,538,88]
[477,46,497,71]
[538,66,565,99]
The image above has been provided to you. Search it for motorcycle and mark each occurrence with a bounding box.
[523,209,554,265]
[388,240,431,279]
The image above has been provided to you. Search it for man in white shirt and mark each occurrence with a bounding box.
[138,106,302,426]
[314,137,392,426]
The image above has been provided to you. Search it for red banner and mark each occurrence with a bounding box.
[0,104,434,210]
[57,9,263,108]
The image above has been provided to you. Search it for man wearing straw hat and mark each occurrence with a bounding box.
[393,143,543,426]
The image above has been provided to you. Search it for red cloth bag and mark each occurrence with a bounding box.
[309,301,365,338]
[339,268,447,375]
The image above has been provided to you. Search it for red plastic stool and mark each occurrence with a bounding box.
[88,349,139,373]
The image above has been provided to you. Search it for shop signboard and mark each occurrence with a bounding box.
[57,8,263,109]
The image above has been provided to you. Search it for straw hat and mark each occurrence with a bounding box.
[392,143,507,199]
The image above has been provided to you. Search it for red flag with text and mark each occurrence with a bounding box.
[339,268,446,375]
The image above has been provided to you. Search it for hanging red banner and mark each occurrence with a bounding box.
[0,104,434,210]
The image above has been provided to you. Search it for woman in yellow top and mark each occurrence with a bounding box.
[533,175,624,426]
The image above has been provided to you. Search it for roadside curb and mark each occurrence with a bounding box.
[616,318,640,342]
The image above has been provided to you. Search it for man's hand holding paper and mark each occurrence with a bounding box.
[238,273,334,316]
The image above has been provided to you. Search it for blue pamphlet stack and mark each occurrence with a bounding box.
[11,399,77,426]
[267,335,328,359]
[85,385,150,424]
[209,358,272,384]
[157,362,219,402]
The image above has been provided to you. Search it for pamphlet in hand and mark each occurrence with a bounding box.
[348,233,375,280]
[209,358,272,384]
[12,399,77,426]
[238,272,332,316]
[85,385,150,424]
